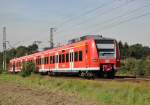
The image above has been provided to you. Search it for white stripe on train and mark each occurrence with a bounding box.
[39,67,100,72]
[9,67,100,72]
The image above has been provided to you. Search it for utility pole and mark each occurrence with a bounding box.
[50,28,56,49]
[3,26,6,70]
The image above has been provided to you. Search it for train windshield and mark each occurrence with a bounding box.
[95,40,115,58]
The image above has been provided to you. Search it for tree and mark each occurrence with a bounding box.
[118,41,124,59]
[20,62,35,77]
[16,46,28,57]
[27,44,38,54]
[118,41,129,59]
[129,44,146,59]
[6,48,16,63]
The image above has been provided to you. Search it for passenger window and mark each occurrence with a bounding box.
[74,52,78,61]
[45,57,48,64]
[56,55,58,63]
[47,57,49,64]
[50,56,52,64]
[69,53,71,62]
[44,57,46,64]
[59,55,62,63]
[72,52,74,61]
[42,58,44,64]
[38,58,40,65]
[35,60,37,64]
[66,53,69,62]
[79,51,83,61]
[62,54,65,63]
[53,56,55,64]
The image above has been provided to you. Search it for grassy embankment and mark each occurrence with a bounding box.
[0,73,150,105]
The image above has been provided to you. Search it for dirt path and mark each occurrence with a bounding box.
[0,82,98,105]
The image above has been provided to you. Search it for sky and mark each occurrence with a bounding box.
[0,0,150,51]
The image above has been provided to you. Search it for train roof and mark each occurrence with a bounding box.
[10,35,115,62]
[68,35,114,44]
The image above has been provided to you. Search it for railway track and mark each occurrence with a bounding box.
[95,76,150,82]
[43,74,150,82]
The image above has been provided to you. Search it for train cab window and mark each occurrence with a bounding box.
[59,55,62,63]
[66,53,69,62]
[79,51,83,61]
[53,56,55,64]
[62,54,65,63]
[74,52,78,61]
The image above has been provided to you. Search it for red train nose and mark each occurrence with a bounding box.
[103,64,112,72]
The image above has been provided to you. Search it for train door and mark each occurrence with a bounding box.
[13,63,15,73]
[41,55,44,71]
[55,52,59,70]
[85,43,89,68]
[69,49,74,71]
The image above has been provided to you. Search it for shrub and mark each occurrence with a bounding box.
[143,56,150,76]
[20,62,35,77]
[119,57,150,76]
[120,58,137,75]
[134,60,145,76]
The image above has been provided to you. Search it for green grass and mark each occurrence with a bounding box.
[0,73,150,105]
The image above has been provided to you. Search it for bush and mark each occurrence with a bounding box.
[119,58,137,75]
[20,62,35,77]
[119,57,150,76]
[143,56,150,76]
[134,60,145,76]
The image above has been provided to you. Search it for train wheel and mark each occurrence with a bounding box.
[48,71,53,76]
[86,72,95,79]
[40,72,48,75]
[107,70,115,79]
[79,71,86,78]
[97,71,104,78]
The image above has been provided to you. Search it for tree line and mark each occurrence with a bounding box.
[118,41,150,76]
[118,41,150,59]
[0,44,38,70]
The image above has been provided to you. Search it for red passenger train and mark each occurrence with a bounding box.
[9,35,120,78]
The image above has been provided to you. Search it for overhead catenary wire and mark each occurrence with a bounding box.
[57,0,136,35]
[57,0,150,38]
[87,11,150,34]
[57,0,116,28]
[59,0,136,32]
[81,2,150,33]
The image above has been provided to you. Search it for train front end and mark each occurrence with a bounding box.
[95,38,120,78]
